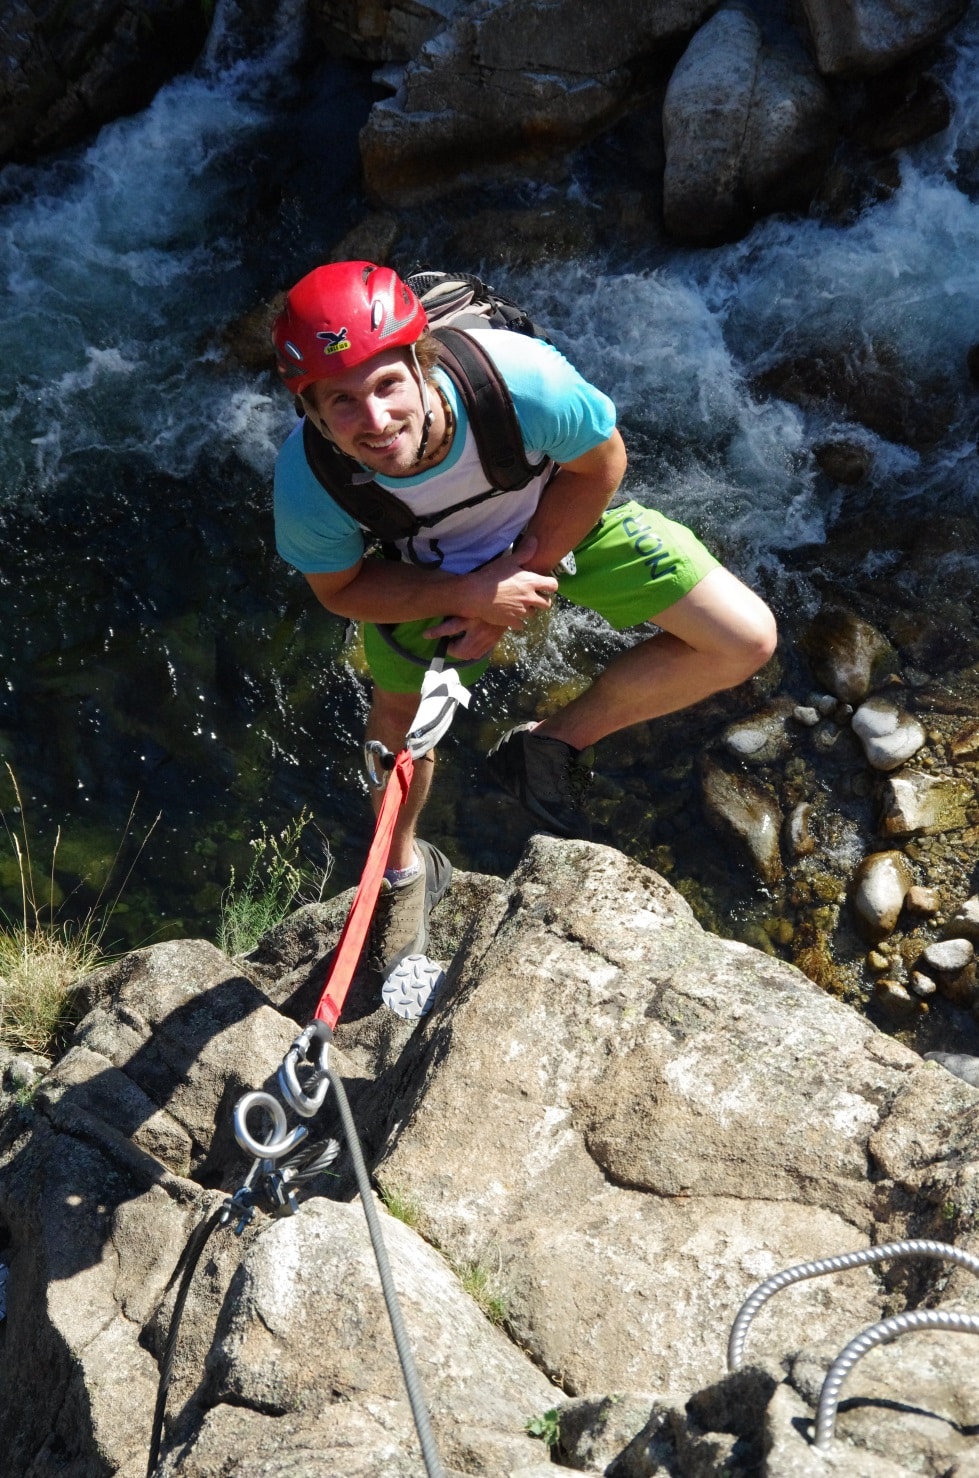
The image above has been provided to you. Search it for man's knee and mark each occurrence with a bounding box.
[721,601,778,686]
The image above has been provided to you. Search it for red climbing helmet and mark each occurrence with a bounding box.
[271,260,429,395]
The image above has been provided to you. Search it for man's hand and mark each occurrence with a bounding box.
[421,615,508,662]
[451,536,557,627]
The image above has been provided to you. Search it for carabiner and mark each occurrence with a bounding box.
[278,1021,332,1118]
[364,739,396,789]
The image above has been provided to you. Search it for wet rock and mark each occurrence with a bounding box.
[721,700,795,764]
[949,722,979,760]
[813,438,872,484]
[799,0,969,76]
[851,849,914,942]
[699,756,784,886]
[662,6,837,243]
[918,937,976,1007]
[784,801,816,859]
[851,65,952,152]
[792,704,820,726]
[921,937,975,973]
[910,969,938,997]
[879,771,975,836]
[358,0,717,205]
[905,885,940,916]
[799,609,898,703]
[851,696,927,771]
[944,896,979,940]
[873,978,917,1019]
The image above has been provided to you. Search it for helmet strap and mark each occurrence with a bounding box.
[410,344,435,463]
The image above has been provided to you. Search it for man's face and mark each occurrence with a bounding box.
[304,350,426,478]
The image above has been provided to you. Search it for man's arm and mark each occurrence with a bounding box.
[517,428,627,576]
[304,535,557,630]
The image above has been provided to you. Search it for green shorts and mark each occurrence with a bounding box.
[361,500,720,694]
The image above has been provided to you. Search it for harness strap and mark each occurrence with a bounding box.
[313,747,414,1032]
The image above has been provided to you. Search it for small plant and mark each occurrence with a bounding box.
[217,810,332,957]
[379,1184,424,1231]
[454,1257,509,1327]
[0,767,157,1055]
[526,1407,561,1449]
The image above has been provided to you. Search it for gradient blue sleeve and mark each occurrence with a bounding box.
[273,421,366,574]
[469,330,617,461]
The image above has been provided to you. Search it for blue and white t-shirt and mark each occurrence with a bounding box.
[273,329,616,576]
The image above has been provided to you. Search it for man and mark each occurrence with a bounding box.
[272,260,777,988]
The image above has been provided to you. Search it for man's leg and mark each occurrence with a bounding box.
[536,567,777,750]
[367,685,436,870]
[487,505,778,838]
[364,682,452,986]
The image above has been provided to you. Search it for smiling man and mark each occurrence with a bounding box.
[271,261,776,995]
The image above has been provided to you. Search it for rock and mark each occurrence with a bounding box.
[879,771,975,837]
[924,1050,979,1087]
[851,849,915,942]
[3,837,979,1473]
[798,0,969,76]
[721,699,796,764]
[359,0,717,204]
[851,696,927,771]
[905,885,940,916]
[920,937,975,974]
[0,0,210,163]
[699,756,784,885]
[785,801,816,859]
[662,5,836,243]
[949,722,979,759]
[813,438,873,484]
[944,896,979,940]
[909,969,938,997]
[799,609,898,703]
[850,65,952,152]
[917,937,976,1007]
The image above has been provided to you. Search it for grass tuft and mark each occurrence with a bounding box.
[0,766,158,1056]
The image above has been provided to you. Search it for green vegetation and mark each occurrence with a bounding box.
[526,1407,561,1449]
[217,809,332,957]
[379,1184,425,1231]
[0,767,157,1055]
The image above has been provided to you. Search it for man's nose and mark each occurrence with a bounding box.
[359,394,388,431]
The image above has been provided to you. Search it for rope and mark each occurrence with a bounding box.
[326,1062,446,1478]
[146,1201,230,1477]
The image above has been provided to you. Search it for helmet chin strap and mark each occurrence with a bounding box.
[410,344,435,463]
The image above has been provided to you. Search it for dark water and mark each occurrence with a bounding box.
[3,0,979,959]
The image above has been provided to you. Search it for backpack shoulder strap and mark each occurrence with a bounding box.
[301,417,423,541]
[432,325,548,492]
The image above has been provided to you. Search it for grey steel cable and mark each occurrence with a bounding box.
[728,1239,979,1374]
[814,1307,979,1447]
[326,1064,446,1478]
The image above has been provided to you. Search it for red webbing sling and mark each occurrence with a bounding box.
[313,747,414,1032]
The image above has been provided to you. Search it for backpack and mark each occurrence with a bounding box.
[300,272,556,551]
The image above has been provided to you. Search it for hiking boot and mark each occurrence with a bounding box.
[486,723,593,839]
[367,839,453,987]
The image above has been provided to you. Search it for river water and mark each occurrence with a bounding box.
[2,0,979,951]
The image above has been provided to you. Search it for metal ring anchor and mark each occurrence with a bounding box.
[233,1091,308,1162]
[727,1239,979,1450]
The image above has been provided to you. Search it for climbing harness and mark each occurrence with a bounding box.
[146,650,467,1478]
[728,1238,979,1450]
